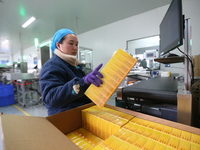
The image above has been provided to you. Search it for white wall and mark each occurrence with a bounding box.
[77,6,164,68]
[183,0,200,56]
[22,46,38,70]
[77,0,200,75]
[21,0,200,75]
[12,50,21,62]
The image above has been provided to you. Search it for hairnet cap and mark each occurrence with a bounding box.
[51,28,75,52]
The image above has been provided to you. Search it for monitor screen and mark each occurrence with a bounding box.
[159,0,184,56]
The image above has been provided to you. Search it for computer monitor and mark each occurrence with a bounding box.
[159,0,184,56]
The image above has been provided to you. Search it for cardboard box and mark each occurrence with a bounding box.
[193,54,200,77]
[1,103,200,150]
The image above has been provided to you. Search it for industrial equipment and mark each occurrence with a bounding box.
[4,73,41,107]
[143,49,160,70]
[13,62,28,73]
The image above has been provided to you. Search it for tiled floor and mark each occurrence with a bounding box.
[0,93,116,117]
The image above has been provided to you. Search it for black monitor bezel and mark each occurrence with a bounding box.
[159,0,184,56]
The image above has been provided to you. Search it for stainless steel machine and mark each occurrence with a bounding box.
[4,73,41,107]
[143,49,160,70]
[13,62,28,73]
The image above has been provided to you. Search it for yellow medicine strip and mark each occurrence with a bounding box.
[68,135,88,148]
[148,122,158,130]
[191,133,200,145]
[177,139,191,150]
[113,128,124,137]
[133,136,148,149]
[141,139,157,150]
[106,137,124,149]
[153,142,167,150]
[158,133,171,145]
[167,136,180,149]
[85,49,137,107]
[191,143,200,150]
[170,128,182,138]
[162,126,173,135]
[92,145,105,150]
[90,105,134,120]
[149,130,162,141]
[66,132,77,140]
[99,135,116,148]
[142,128,154,138]
[135,125,146,135]
[165,146,176,150]
[126,132,140,145]
[125,122,140,133]
[130,117,142,124]
[116,129,133,141]
[116,142,134,150]
[180,130,191,142]
[73,128,103,146]
[140,120,151,127]
[66,128,103,149]
[154,124,165,132]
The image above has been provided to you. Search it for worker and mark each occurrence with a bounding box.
[39,28,103,116]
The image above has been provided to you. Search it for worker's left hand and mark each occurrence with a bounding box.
[83,63,103,87]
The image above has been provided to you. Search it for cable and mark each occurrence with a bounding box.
[177,47,194,86]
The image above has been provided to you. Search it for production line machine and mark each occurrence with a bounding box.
[115,73,192,126]
[4,73,41,107]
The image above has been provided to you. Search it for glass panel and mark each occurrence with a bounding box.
[78,47,93,74]
[126,35,160,70]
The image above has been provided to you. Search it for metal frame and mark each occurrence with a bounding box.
[16,79,41,107]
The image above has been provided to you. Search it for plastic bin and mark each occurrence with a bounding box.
[0,84,15,107]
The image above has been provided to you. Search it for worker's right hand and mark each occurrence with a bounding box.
[83,64,103,87]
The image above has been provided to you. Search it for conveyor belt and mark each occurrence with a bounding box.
[122,77,178,104]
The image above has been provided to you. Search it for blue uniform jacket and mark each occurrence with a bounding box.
[39,55,91,115]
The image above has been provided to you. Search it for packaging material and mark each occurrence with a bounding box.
[193,54,200,77]
[66,127,103,149]
[81,106,133,140]
[1,103,200,150]
[161,71,171,77]
[85,49,137,108]
[68,105,200,149]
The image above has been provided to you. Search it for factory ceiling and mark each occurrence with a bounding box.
[0,0,171,55]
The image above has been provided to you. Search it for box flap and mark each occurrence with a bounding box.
[0,114,80,150]
[46,103,94,134]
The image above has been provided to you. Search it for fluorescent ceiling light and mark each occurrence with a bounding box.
[34,38,39,47]
[39,41,50,47]
[22,17,36,28]
[2,39,9,45]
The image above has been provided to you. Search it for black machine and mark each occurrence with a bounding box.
[116,75,178,122]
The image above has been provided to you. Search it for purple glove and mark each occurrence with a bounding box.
[83,64,103,87]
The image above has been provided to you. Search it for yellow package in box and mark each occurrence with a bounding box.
[82,106,130,140]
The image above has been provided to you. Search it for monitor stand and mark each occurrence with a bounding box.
[163,53,179,58]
